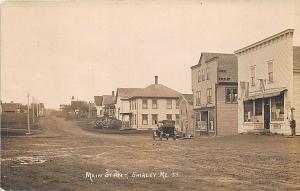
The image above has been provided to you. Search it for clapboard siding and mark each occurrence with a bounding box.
[293,72,300,135]
[216,85,238,136]
[237,30,294,135]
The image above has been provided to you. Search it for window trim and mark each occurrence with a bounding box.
[225,87,238,104]
[196,91,201,106]
[198,70,201,82]
[206,67,210,80]
[202,70,205,81]
[142,99,148,109]
[152,99,157,109]
[267,61,274,83]
[250,66,256,86]
[166,99,172,109]
[152,114,158,125]
[142,114,148,125]
[207,88,212,104]
[176,99,179,109]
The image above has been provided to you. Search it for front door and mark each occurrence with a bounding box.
[201,111,208,132]
[264,98,270,129]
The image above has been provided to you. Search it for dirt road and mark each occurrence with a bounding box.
[1,116,300,190]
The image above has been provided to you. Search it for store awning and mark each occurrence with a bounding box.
[244,87,287,101]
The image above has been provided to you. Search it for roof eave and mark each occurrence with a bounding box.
[234,29,294,55]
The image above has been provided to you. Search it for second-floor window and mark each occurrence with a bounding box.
[196,91,201,106]
[198,70,201,82]
[176,99,179,109]
[206,67,210,80]
[207,88,212,104]
[225,87,238,103]
[202,70,205,81]
[167,99,172,109]
[250,66,256,86]
[268,61,274,83]
[152,99,157,109]
[142,99,148,109]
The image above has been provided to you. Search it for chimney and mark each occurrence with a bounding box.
[112,91,115,97]
[155,76,158,85]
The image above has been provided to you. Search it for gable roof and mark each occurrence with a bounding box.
[182,94,194,105]
[102,95,115,105]
[191,52,235,69]
[294,46,300,70]
[94,96,103,106]
[116,88,143,99]
[71,100,87,108]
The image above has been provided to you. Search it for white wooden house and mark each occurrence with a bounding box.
[235,29,300,135]
[115,76,181,130]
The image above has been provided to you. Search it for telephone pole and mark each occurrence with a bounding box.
[32,96,35,124]
[26,93,31,135]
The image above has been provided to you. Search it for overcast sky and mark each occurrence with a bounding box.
[1,0,300,109]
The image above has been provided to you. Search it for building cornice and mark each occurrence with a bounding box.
[234,29,294,56]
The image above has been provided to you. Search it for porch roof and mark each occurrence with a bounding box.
[245,87,287,100]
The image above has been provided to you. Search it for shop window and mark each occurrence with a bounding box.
[255,99,262,116]
[271,94,284,121]
[244,100,253,122]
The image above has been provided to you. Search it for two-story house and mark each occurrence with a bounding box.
[94,91,116,117]
[115,88,141,128]
[191,53,238,136]
[178,94,194,137]
[115,76,181,130]
[235,29,300,135]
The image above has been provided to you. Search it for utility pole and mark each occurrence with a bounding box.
[37,102,39,118]
[32,96,35,124]
[88,101,91,118]
[26,93,31,135]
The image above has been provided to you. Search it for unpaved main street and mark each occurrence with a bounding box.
[1,116,300,190]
